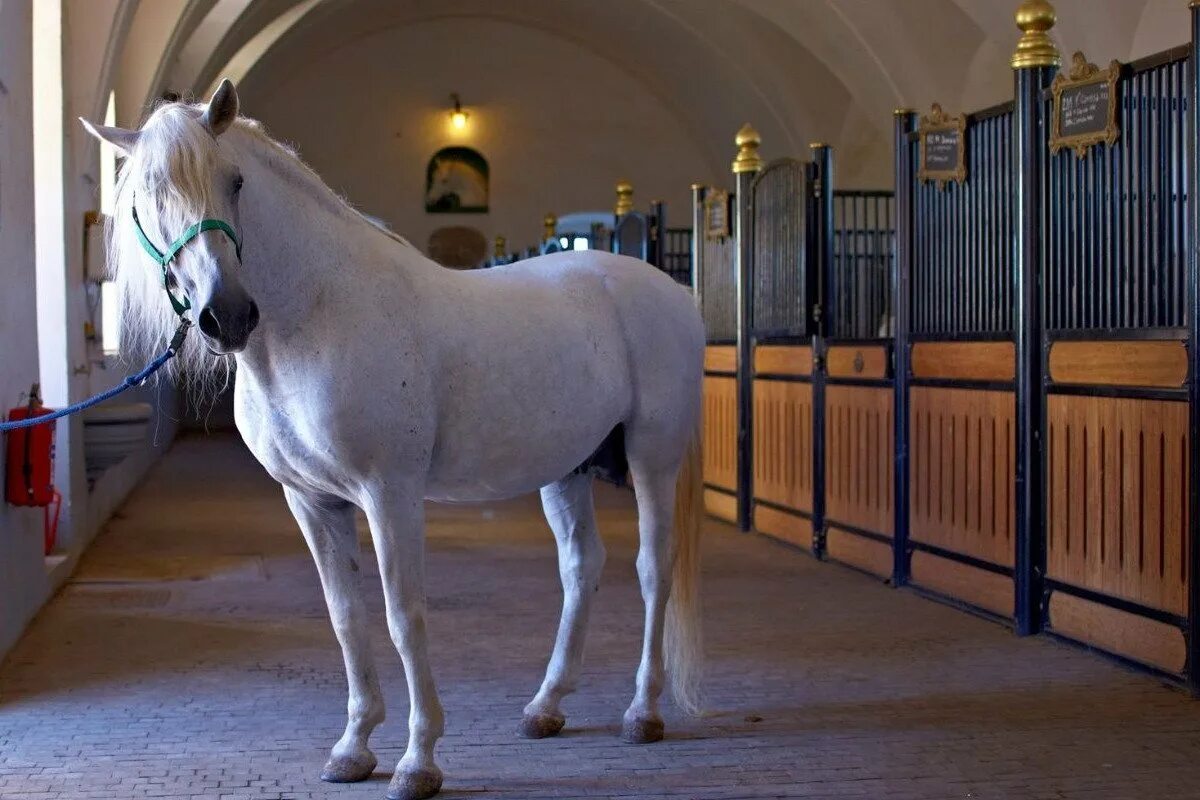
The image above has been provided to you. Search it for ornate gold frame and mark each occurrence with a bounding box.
[917,104,967,188]
[1050,51,1120,159]
[704,188,730,241]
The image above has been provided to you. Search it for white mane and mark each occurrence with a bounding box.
[107,101,411,401]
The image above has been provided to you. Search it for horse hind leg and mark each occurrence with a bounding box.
[520,471,605,738]
[623,425,703,744]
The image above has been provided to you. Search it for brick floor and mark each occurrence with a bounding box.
[3,435,1200,799]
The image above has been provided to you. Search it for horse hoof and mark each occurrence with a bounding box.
[320,752,377,783]
[621,716,665,744]
[518,711,565,739]
[386,766,443,800]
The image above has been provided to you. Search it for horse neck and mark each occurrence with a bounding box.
[231,133,431,362]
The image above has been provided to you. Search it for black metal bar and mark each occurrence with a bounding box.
[823,376,894,389]
[1046,385,1188,402]
[1045,580,1188,629]
[910,377,1016,392]
[1046,327,1189,341]
[1186,1,1200,696]
[968,99,1017,124]
[893,110,915,588]
[734,166,758,532]
[753,497,814,519]
[910,539,1014,577]
[752,373,814,384]
[691,185,704,305]
[811,144,833,558]
[1013,61,1055,637]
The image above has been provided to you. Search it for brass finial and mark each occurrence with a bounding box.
[1011,0,1059,69]
[543,213,557,240]
[615,180,634,216]
[893,107,915,116]
[808,141,829,150]
[732,123,763,174]
[494,235,506,258]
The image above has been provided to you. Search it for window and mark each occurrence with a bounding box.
[99,92,119,354]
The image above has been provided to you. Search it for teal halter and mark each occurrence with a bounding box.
[131,204,242,319]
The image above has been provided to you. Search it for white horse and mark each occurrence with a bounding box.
[425,157,487,211]
[82,80,704,800]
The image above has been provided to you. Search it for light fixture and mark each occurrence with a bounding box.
[449,93,469,130]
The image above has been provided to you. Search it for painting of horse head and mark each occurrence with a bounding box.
[425,146,488,213]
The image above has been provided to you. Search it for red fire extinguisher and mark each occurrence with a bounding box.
[5,384,61,555]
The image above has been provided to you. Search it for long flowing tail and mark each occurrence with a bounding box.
[665,422,704,715]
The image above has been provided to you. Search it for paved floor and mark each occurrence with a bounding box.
[3,435,1200,799]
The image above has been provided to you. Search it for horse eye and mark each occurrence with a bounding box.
[232,175,244,195]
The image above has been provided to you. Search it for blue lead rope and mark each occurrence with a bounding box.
[2,202,238,434]
[0,321,191,433]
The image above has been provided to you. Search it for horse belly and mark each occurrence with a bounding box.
[424,350,629,501]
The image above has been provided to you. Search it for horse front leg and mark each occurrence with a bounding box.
[364,487,444,800]
[520,472,605,738]
[283,487,385,783]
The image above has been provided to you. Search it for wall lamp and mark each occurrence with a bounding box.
[449,93,469,130]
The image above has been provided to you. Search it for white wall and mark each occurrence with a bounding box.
[0,0,50,658]
[241,16,720,251]
[0,0,182,663]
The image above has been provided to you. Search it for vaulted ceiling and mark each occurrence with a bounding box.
[113,0,1192,186]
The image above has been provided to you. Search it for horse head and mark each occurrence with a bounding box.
[82,80,259,358]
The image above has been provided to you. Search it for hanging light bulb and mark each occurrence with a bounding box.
[449,93,469,130]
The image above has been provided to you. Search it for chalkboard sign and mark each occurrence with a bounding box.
[704,188,730,240]
[1051,52,1120,158]
[918,104,967,188]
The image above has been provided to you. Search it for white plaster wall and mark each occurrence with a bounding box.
[0,0,183,663]
[0,0,50,658]
[114,0,189,124]
[241,17,725,250]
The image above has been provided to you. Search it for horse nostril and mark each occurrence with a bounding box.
[198,307,222,339]
[246,300,260,332]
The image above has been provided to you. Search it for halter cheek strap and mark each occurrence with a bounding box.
[131,204,243,319]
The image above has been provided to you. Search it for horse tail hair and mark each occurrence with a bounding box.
[665,419,704,716]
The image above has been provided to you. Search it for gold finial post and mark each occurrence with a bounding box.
[494,235,506,259]
[543,213,557,240]
[614,180,634,216]
[1011,0,1059,69]
[732,123,764,174]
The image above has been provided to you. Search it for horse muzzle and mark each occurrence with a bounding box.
[197,292,260,354]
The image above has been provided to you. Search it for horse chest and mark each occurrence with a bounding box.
[234,386,355,498]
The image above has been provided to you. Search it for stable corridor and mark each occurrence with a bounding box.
[3,435,1200,800]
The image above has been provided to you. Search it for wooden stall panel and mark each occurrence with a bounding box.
[826,527,893,579]
[704,488,737,523]
[703,375,737,494]
[910,341,1015,382]
[826,345,889,380]
[911,551,1013,618]
[704,345,737,374]
[824,385,893,536]
[1049,592,1186,674]
[754,505,813,552]
[1048,341,1187,388]
[909,387,1015,566]
[754,345,812,377]
[752,379,813,513]
[1046,395,1189,616]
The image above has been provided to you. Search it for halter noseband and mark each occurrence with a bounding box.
[131,203,242,319]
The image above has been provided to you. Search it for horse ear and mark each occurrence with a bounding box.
[79,118,139,156]
[201,79,239,137]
